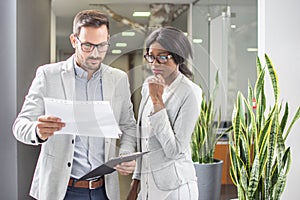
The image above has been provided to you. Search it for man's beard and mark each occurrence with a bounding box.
[84,56,102,70]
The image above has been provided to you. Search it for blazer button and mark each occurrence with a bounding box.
[67,162,71,167]
[31,140,36,144]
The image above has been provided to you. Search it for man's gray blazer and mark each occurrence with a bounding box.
[13,55,136,200]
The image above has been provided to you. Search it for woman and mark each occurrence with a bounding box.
[127,26,202,200]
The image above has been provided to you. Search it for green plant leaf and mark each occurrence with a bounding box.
[191,71,221,164]
[279,103,289,134]
[280,147,291,176]
[273,148,291,200]
[229,139,239,185]
[247,81,253,107]
[239,132,249,170]
[230,166,238,186]
[254,69,265,103]
[283,106,300,141]
[240,162,249,195]
[247,154,260,198]
[270,160,278,190]
[277,122,286,165]
[256,56,263,77]
[265,104,278,198]
[254,69,266,132]
[258,114,272,157]
[242,94,257,162]
[229,55,300,199]
[265,54,279,102]
[212,70,220,101]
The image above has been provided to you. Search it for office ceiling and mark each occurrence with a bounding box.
[51,0,256,57]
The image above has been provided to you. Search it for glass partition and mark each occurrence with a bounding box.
[191,1,257,121]
[53,1,257,121]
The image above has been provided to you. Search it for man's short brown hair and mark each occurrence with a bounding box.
[73,10,109,36]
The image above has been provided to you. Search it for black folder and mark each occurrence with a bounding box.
[78,151,148,181]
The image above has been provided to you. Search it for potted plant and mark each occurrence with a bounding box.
[191,71,224,200]
[229,54,300,200]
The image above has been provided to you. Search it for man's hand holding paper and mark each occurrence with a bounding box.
[36,115,66,141]
[44,98,122,138]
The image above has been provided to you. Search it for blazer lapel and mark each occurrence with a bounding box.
[137,95,149,126]
[101,65,113,103]
[101,64,113,161]
[61,56,75,100]
[136,93,149,154]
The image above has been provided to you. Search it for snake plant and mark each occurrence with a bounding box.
[191,71,222,164]
[229,54,300,200]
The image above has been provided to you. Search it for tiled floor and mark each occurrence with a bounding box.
[120,175,238,200]
[221,184,238,200]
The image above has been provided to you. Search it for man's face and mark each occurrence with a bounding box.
[70,25,110,74]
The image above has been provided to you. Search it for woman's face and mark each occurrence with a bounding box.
[148,42,179,84]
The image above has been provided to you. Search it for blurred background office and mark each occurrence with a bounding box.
[1,0,299,199]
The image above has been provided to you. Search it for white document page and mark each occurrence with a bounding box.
[44,98,121,138]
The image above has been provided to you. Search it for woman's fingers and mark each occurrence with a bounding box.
[148,75,165,85]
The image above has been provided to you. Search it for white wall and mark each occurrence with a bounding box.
[0,0,18,199]
[258,0,300,199]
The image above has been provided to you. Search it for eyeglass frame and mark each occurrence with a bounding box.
[75,36,110,53]
[144,53,173,64]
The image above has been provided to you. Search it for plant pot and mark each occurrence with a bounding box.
[194,159,223,200]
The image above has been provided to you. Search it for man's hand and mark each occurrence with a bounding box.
[36,115,65,141]
[114,160,136,175]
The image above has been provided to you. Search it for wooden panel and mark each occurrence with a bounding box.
[214,143,233,184]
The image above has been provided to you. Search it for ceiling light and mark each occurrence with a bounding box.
[122,31,135,37]
[231,24,236,29]
[247,48,258,52]
[193,39,203,44]
[133,12,151,17]
[116,43,127,47]
[112,49,122,54]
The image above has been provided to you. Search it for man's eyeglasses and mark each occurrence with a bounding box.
[76,36,110,53]
[144,54,172,64]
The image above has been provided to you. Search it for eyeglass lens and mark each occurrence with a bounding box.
[81,42,109,52]
[76,36,109,52]
[144,54,171,64]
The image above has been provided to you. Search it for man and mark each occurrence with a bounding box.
[13,10,136,200]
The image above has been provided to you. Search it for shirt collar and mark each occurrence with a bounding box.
[165,72,183,93]
[74,59,102,80]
